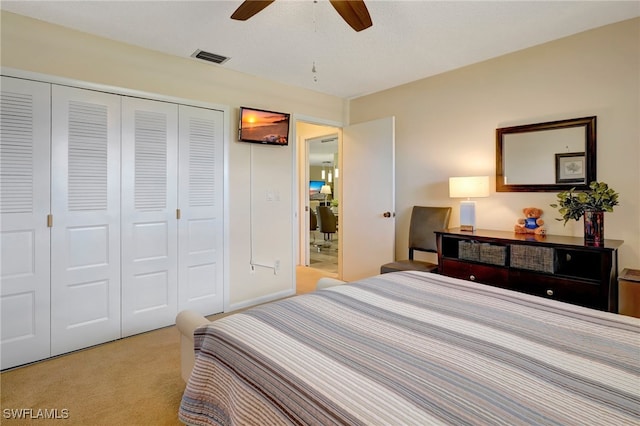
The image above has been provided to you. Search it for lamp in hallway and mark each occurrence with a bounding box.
[320,184,332,204]
[449,176,490,232]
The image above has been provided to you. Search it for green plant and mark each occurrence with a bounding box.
[550,181,619,225]
[330,199,339,208]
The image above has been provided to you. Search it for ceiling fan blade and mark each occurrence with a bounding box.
[329,0,372,32]
[231,0,275,21]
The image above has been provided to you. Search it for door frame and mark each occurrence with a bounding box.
[303,132,340,267]
[292,115,343,278]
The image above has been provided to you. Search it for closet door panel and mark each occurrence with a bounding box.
[121,97,178,336]
[0,77,51,369]
[178,105,224,315]
[50,85,121,355]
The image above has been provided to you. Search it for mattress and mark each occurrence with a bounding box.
[179,271,639,425]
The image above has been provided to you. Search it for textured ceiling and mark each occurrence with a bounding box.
[2,1,638,100]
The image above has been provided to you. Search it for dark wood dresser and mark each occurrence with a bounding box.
[436,228,623,312]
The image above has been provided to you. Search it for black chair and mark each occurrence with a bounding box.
[380,206,452,274]
[316,206,337,248]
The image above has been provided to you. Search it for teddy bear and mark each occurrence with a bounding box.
[514,207,546,235]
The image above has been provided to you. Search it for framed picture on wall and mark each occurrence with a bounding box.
[555,152,586,184]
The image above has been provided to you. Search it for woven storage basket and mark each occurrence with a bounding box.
[480,244,507,266]
[458,241,480,261]
[510,245,555,273]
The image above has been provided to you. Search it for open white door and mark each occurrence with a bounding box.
[341,117,395,281]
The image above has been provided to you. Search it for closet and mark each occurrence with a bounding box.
[0,76,224,369]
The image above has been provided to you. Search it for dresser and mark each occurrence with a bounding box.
[435,228,623,312]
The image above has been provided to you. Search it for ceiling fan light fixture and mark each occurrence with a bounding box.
[329,0,372,32]
[230,0,372,32]
[231,0,275,21]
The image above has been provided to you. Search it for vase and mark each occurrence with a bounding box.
[583,210,604,245]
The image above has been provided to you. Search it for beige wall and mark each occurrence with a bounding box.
[350,18,640,270]
[2,11,639,306]
[1,12,346,309]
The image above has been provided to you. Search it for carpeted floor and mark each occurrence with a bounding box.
[0,266,337,425]
[1,324,185,425]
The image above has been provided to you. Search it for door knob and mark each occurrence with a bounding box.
[383,212,392,218]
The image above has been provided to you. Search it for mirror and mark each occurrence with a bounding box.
[496,116,596,192]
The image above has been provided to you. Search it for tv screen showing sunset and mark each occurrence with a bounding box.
[240,108,290,145]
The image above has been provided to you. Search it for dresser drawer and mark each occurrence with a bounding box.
[436,229,622,312]
[441,259,509,288]
[509,270,602,310]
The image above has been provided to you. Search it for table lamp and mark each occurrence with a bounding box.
[320,184,332,204]
[449,176,490,232]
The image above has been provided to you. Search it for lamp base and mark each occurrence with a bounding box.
[459,200,476,232]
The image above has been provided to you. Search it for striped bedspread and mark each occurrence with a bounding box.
[179,271,640,425]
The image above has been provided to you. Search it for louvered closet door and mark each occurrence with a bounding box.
[121,98,178,336]
[0,77,51,369]
[50,85,121,355]
[178,105,224,315]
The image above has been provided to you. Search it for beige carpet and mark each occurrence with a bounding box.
[1,325,185,425]
[0,266,337,425]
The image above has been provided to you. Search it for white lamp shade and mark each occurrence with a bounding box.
[320,185,332,195]
[449,176,490,198]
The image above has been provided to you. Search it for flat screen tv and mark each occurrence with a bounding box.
[238,106,290,146]
[309,180,326,200]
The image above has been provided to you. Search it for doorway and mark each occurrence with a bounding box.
[308,133,339,275]
[295,121,340,279]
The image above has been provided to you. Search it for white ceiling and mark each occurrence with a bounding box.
[3,1,637,166]
[2,1,638,100]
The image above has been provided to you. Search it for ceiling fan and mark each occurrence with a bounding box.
[231,0,373,32]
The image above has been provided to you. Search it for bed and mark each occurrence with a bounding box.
[179,271,639,425]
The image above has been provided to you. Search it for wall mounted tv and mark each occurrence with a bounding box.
[238,106,290,146]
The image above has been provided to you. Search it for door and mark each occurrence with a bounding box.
[341,117,395,281]
[50,85,122,355]
[177,105,224,315]
[0,77,51,369]
[121,97,178,336]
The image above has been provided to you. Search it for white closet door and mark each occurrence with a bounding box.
[121,97,178,336]
[50,85,121,355]
[0,77,51,369]
[178,105,224,315]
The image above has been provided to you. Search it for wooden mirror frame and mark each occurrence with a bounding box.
[496,116,597,192]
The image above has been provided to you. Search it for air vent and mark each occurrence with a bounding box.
[191,49,230,65]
